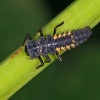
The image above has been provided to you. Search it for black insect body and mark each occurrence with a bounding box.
[23,22,92,69]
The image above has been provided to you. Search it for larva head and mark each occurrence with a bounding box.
[25,40,39,58]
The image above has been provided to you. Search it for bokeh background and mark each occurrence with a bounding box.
[0,0,100,100]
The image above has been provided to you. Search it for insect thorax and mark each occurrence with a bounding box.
[37,35,56,55]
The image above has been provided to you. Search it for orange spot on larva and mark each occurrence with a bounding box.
[61,46,65,51]
[71,35,74,38]
[67,31,71,35]
[63,32,66,37]
[53,34,58,39]
[58,34,62,38]
[56,48,60,52]
[71,44,75,48]
[66,45,70,50]
[72,40,75,43]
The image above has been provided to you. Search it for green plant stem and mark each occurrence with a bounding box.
[0,0,100,99]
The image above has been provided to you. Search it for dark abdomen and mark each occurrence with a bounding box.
[54,26,92,52]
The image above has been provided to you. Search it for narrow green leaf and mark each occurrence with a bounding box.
[0,0,100,99]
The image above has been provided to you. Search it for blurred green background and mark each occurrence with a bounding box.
[0,0,100,100]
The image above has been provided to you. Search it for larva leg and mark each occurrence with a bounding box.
[36,56,44,69]
[45,55,51,63]
[53,22,64,36]
[55,51,62,62]
[37,29,43,37]
[22,33,32,46]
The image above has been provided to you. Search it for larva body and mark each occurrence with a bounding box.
[23,22,92,69]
